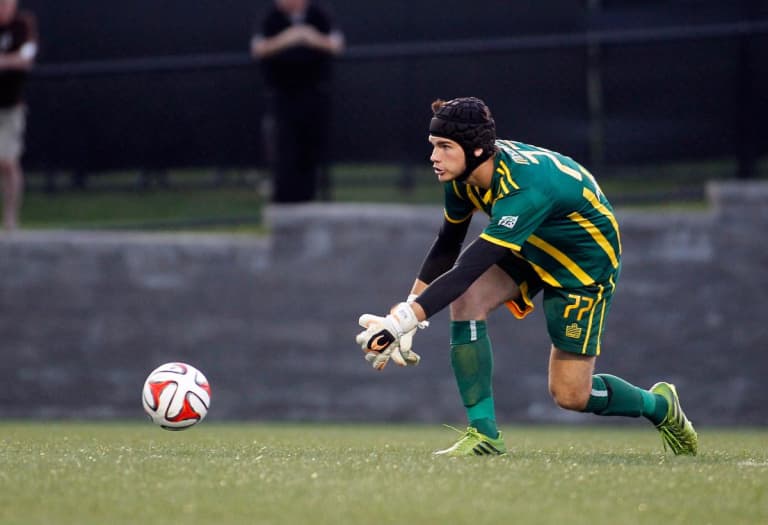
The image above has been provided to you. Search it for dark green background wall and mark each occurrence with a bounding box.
[19,1,768,172]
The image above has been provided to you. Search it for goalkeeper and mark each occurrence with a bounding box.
[355,97,698,457]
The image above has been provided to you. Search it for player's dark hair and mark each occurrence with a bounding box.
[429,97,498,181]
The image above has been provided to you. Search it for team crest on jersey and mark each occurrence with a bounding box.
[498,216,519,229]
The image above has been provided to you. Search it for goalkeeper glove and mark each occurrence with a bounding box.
[389,294,428,367]
[355,302,419,371]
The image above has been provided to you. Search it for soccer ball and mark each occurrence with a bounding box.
[142,362,211,430]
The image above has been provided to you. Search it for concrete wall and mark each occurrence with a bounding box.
[1,181,766,426]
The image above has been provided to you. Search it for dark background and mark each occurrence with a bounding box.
[19,1,768,175]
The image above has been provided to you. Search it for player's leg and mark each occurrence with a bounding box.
[547,346,595,411]
[547,345,662,418]
[544,284,697,454]
[435,258,540,456]
[548,345,697,454]
[293,90,320,202]
[544,284,668,419]
[304,89,331,201]
[0,107,24,232]
[0,158,23,231]
[272,94,301,203]
[448,264,514,438]
[434,264,514,456]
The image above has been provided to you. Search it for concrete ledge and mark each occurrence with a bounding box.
[1,182,766,425]
[707,179,768,204]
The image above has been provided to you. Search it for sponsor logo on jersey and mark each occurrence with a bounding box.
[498,216,519,229]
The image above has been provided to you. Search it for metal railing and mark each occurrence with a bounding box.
[32,20,768,78]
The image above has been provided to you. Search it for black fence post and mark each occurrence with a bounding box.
[586,0,605,175]
[736,24,757,179]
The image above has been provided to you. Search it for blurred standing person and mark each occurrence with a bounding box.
[251,0,344,203]
[0,0,36,232]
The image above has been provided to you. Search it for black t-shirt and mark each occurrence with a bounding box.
[258,4,336,92]
[0,10,37,108]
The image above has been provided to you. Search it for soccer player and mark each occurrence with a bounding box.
[355,97,698,457]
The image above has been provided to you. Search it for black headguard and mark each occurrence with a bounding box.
[429,97,498,181]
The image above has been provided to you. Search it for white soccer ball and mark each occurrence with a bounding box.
[142,362,211,430]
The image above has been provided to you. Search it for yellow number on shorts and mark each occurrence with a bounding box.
[563,294,594,321]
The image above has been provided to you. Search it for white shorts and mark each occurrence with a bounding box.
[0,105,26,159]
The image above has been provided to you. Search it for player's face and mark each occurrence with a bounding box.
[429,135,466,183]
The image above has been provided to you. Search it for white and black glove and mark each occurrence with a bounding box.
[389,294,428,367]
[355,302,420,371]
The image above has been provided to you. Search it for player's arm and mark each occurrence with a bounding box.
[251,20,343,59]
[251,27,306,58]
[302,27,344,55]
[359,215,470,369]
[0,45,36,70]
[0,13,37,71]
[357,237,508,366]
[414,215,472,289]
[410,237,510,320]
[412,188,551,319]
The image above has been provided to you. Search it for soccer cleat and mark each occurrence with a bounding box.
[651,382,698,456]
[433,426,507,457]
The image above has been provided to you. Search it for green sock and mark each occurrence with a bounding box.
[584,374,668,424]
[450,320,498,439]
[645,391,669,426]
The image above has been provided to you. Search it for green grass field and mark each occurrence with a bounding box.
[1,422,765,525]
[20,187,265,232]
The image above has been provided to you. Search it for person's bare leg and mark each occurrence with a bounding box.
[548,346,595,411]
[0,158,22,231]
[548,344,667,422]
[548,345,697,454]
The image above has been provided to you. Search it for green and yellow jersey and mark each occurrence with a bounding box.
[444,140,621,290]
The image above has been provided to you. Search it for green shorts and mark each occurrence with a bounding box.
[498,254,619,357]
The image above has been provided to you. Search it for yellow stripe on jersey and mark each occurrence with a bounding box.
[581,283,605,355]
[481,232,567,288]
[525,258,563,288]
[482,188,493,204]
[451,181,465,200]
[479,232,521,251]
[582,187,622,254]
[498,178,510,197]
[443,208,472,224]
[466,186,484,210]
[497,160,520,190]
[597,274,618,355]
[593,274,617,355]
[527,235,595,286]
[567,211,620,269]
